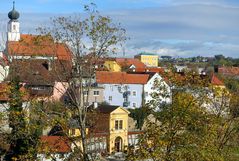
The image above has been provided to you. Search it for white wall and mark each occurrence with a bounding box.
[144,73,171,105]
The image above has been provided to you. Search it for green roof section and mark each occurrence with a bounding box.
[137,52,158,56]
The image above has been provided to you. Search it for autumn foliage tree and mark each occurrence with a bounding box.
[4,76,40,160]
[38,4,126,161]
[127,71,239,161]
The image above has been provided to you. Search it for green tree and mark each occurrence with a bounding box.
[129,107,150,130]
[5,77,40,160]
[127,72,239,161]
[38,4,126,160]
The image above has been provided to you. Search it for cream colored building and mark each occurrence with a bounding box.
[134,53,159,67]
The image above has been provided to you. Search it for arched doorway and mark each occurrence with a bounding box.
[115,136,123,152]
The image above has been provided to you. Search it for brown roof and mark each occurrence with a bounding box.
[211,74,224,86]
[7,59,72,85]
[7,34,72,61]
[115,58,146,69]
[40,136,71,153]
[218,67,239,76]
[96,71,150,84]
[97,105,120,114]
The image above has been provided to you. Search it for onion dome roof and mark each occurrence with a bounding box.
[8,1,20,20]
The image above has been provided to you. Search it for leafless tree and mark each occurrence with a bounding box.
[38,4,126,160]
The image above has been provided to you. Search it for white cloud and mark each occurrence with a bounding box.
[1,2,239,58]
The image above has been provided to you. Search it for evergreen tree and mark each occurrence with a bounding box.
[5,76,39,160]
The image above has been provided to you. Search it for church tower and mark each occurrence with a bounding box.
[7,1,20,42]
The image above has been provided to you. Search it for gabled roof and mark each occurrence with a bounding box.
[211,74,224,86]
[40,136,71,153]
[7,59,72,85]
[96,71,150,84]
[96,104,130,114]
[7,34,72,61]
[115,58,146,69]
[218,67,239,76]
[97,105,120,114]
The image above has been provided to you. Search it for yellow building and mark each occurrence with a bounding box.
[134,52,159,67]
[92,105,130,154]
[67,105,131,154]
[104,60,121,72]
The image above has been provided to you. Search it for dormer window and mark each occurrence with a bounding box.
[42,61,49,70]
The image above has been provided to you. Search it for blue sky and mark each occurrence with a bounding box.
[1,0,239,58]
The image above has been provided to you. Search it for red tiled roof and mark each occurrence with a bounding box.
[211,74,224,86]
[40,136,71,153]
[96,71,150,84]
[7,34,72,61]
[218,67,239,76]
[115,58,146,69]
[145,67,164,74]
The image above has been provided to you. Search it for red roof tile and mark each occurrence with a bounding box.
[96,71,150,84]
[145,67,164,74]
[211,74,224,86]
[115,58,146,69]
[218,67,239,76]
[7,34,72,61]
[40,136,71,153]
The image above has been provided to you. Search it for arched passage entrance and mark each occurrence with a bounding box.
[115,136,123,152]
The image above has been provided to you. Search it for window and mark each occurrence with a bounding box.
[13,25,16,30]
[145,92,148,97]
[132,102,136,108]
[93,91,99,96]
[109,96,112,101]
[31,86,49,90]
[83,91,88,96]
[132,91,137,96]
[118,86,121,91]
[115,120,123,130]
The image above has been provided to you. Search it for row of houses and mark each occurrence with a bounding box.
[0,3,168,159]
[0,3,228,159]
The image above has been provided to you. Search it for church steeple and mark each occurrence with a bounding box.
[7,1,20,41]
[8,1,20,20]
